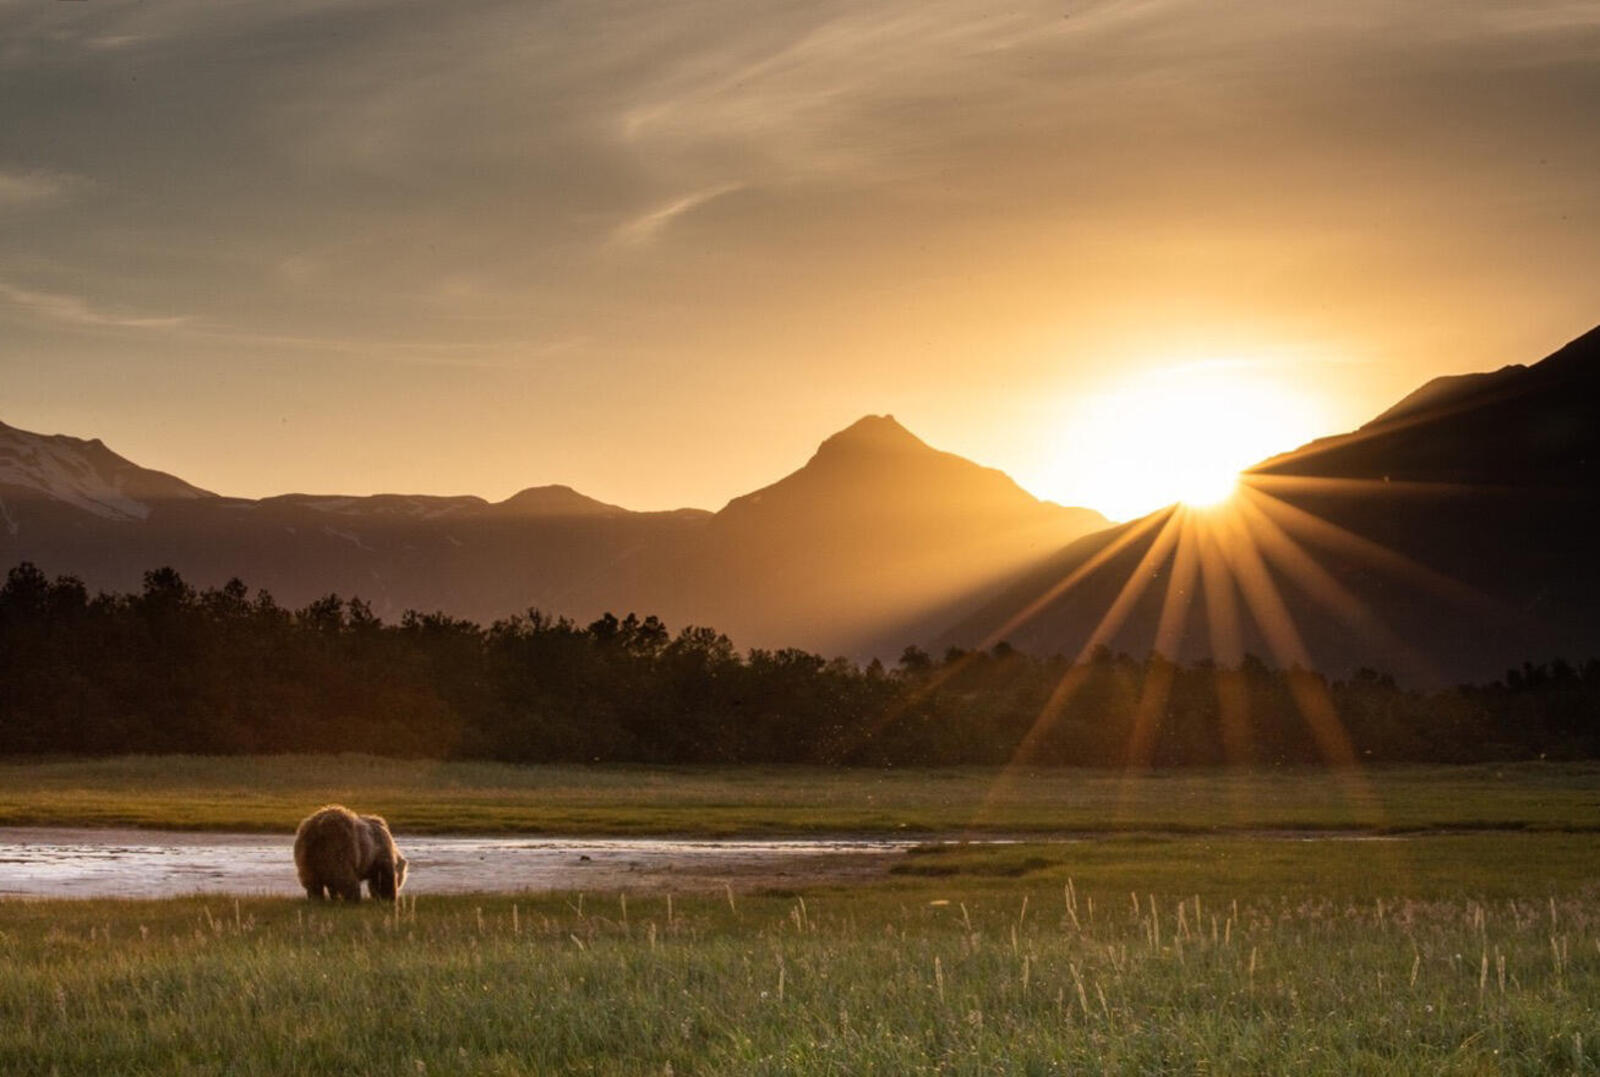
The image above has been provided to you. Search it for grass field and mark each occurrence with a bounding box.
[3,755,1600,835]
[2,833,1598,1074]
[4,758,1598,1071]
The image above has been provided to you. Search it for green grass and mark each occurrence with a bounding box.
[3,834,1598,1074]
[3,755,1600,835]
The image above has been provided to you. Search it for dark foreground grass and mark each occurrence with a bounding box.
[3,755,1599,835]
[2,834,1598,1074]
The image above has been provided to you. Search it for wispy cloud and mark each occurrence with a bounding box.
[84,35,156,52]
[175,325,593,370]
[0,275,581,368]
[0,281,189,330]
[610,183,744,247]
[0,170,75,209]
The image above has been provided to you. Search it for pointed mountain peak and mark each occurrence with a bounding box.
[717,413,1107,537]
[814,414,929,458]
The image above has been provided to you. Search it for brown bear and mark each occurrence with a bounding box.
[293,804,408,902]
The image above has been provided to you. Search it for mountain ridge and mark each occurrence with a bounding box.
[0,419,216,523]
[0,411,1109,656]
[10,320,1595,678]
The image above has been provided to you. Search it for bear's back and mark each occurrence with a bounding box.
[294,805,374,881]
[359,814,397,861]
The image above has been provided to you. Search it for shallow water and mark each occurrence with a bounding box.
[0,828,919,900]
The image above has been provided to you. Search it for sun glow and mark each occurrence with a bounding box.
[1175,467,1240,510]
[1045,362,1327,521]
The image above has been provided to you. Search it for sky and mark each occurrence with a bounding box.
[2,0,1596,519]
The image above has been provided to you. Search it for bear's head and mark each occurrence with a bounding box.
[371,855,407,901]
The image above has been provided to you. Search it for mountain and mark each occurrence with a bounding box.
[14,318,1599,681]
[622,415,1109,654]
[485,485,630,518]
[925,325,1600,684]
[0,420,214,526]
[0,413,1107,655]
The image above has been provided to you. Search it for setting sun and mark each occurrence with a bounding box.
[1044,362,1327,521]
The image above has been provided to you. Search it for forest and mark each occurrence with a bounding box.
[1,562,1595,766]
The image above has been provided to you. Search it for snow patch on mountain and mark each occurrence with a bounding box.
[0,420,213,521]
[321,525,375,551]
[269,494,487,519]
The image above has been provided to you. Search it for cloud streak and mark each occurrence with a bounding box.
[0,170,75,210]
[610,183,744,247]
[0,282,188,330]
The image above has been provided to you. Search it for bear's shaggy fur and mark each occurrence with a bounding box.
[293,804,408,902]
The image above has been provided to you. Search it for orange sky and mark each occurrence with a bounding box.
[3,0,1596,519]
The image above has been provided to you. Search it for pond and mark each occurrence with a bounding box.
[0,828,921,899]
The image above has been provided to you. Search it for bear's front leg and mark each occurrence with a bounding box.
[305,884,328,901]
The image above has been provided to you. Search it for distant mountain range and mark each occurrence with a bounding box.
[6,324,1597,680]
[0,413,1106,657]
[925,325,1600,684]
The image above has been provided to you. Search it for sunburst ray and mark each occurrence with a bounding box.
[971,509,1187,824]
[1003,508,1184,765]
[1232,485,1438,683]
[1121,512,1202,773]
[1241,483,1508,618]
[1194,515,1254,774]
[980,508,1174,650]
[1209,506,1358,766]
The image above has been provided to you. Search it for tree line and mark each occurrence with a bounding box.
[1,562,1596,765]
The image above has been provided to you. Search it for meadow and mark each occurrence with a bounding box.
[3,755,1600,835]
[2,833,1598,1074]
[3,759,1598,1072]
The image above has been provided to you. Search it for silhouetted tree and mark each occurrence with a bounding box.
[1,562,1596,766]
